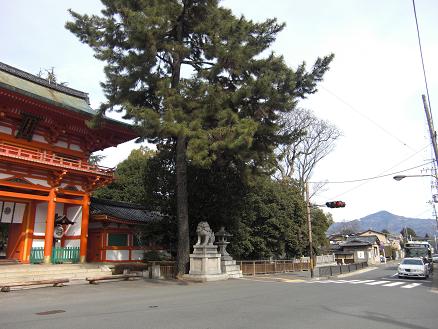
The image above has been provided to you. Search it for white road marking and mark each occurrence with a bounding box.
[382,282,405,287]
[306,278,424,289]
[349,280,375,284]
[401,283,422,289]
[365,280,391,285]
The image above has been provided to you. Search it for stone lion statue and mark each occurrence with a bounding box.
[195,221,215,246]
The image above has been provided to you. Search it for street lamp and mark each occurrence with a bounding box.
[393,174,436,181]
[393,173,438,234]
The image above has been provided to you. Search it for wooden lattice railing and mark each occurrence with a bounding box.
[0,143,114,177]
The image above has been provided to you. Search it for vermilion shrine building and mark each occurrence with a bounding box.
[0,62,141,264]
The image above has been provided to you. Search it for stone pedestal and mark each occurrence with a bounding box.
[185,246,227,281]
[184,222,228,282]
[221,259,243,278]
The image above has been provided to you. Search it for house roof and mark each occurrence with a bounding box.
[90,198,161,224]
[346,235,380,244]
[328,234,347,240]
[358,229,386,236]
[329,244,343,251]
[341,241,372,248]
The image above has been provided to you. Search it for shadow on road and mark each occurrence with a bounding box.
[321,306,431,329]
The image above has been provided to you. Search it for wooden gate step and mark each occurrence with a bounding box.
[0,259,20,266]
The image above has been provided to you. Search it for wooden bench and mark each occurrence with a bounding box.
[86,273,142,284]
[1,278,69,292]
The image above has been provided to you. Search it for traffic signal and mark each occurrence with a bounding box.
[325,201,346,208]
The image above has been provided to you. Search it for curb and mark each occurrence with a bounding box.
[335,266,378,278]
[314,266,378,280]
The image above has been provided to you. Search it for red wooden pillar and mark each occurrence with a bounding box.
[43,188,57,264]
[22,201,36,263]
[80,193,90,263]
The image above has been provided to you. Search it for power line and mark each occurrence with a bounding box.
[314,143,431,200]
[412,0,432,112]
[320,85,415,151]
[310,159,434,185]
[310,143,431,185]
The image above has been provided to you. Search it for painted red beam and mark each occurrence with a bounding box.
[0,190,49,201]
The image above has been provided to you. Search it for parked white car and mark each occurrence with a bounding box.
[398,258,429,279]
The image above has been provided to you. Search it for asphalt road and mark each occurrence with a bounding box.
[0,263,436,329]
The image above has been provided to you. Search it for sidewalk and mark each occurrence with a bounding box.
[432,263,438,293]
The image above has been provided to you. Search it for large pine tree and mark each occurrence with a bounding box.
[66,0,333,275]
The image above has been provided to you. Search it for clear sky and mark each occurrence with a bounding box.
[1,0,437,223]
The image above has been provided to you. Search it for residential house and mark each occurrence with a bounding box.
[358,229,402,260]
[331,235,381,265]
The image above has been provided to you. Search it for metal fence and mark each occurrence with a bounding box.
[237,259,310,276]
[30,247,80,264]
[317,262,368,277]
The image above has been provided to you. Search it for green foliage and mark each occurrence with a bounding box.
[400,227,417,238]
[93,146,155,204]
[310,209,333,254]
[226,178,308,259]
[66,0,333,171]
[67,0,333,272]
[95,145,333,259]
[88,153,106,166]
[143,250,172,262]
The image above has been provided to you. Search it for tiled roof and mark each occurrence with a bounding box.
[90,198,161,224]
[349,235,380,244]
[358,229,386,235]
[341,241,372,247]
[0,62,95,115]
[0,61,139,139]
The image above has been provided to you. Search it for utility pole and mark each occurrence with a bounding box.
[305,181,314,278]
[423,94,438,168]
[422,94,438,232]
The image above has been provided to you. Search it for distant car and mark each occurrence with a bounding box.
[398,258,429,279]
[433,254,438,263]
[380,255,385,263]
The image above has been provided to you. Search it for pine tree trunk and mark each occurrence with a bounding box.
[173,3,190,277]
[176,134,190,276]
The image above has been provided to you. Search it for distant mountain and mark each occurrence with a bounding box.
[328,211,437,237]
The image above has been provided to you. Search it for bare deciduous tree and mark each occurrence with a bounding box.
[276,108,341,195]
